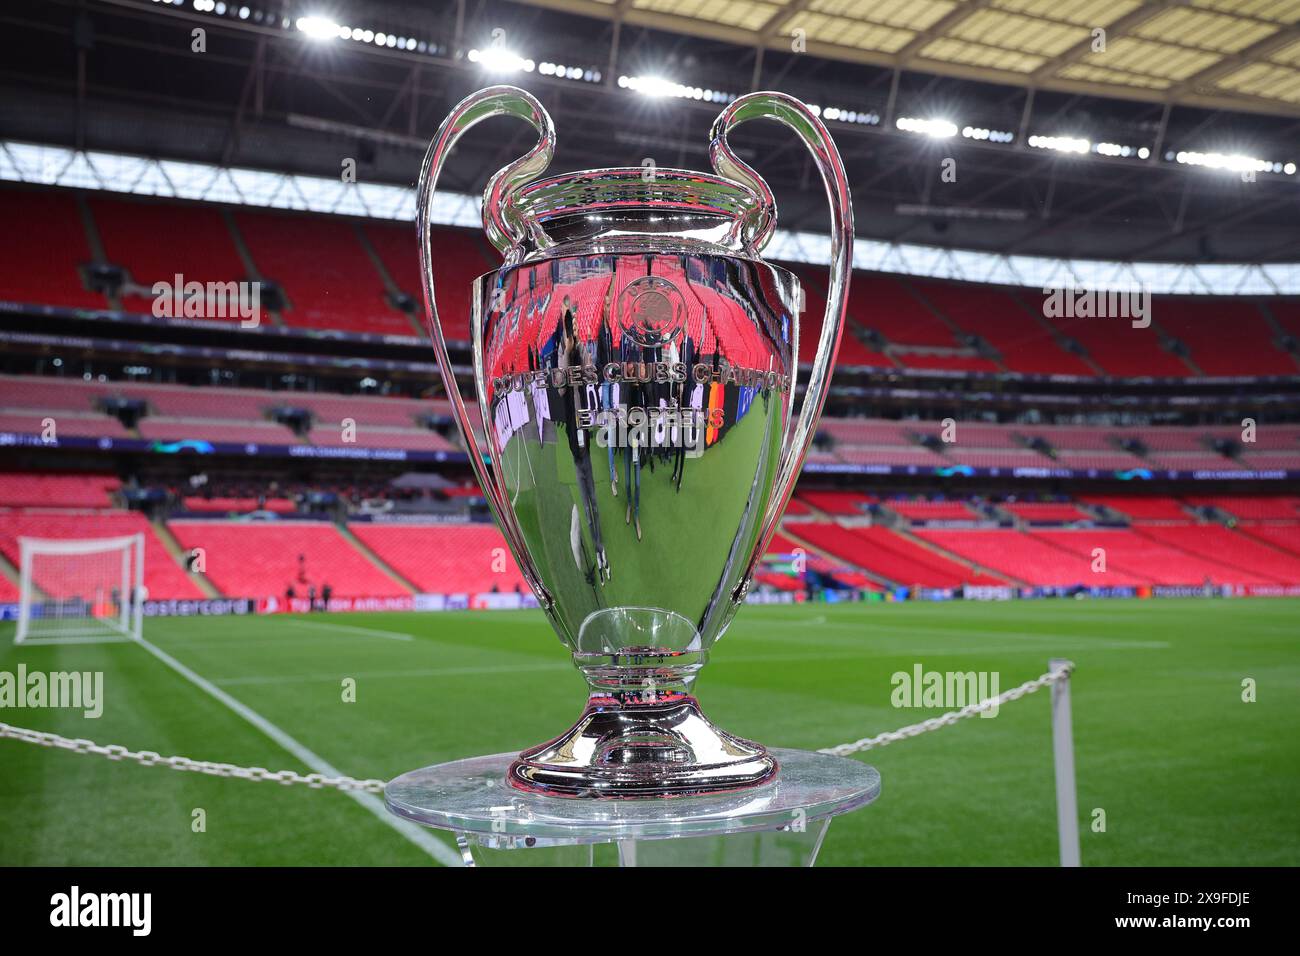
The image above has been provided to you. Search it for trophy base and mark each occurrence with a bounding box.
[507,694,778,798]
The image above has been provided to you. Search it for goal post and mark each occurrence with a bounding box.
[14,533,145,644]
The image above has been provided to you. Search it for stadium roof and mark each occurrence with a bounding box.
[519,0,1300,116]
[5,0,1299,264]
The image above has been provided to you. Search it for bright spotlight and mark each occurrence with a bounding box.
[896,116,958,138]
[469,46,534,73]
[296,16,340,41]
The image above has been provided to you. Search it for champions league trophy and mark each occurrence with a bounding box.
[385,86,879,865]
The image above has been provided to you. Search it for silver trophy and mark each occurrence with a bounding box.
[417,85,852,798]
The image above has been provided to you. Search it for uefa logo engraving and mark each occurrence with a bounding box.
[618,275,686,348]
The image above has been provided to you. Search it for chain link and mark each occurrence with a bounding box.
[818,661,1073,757]
[0,721,387,794]
[1,663,1074,787]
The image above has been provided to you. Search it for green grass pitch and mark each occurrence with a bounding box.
[1,598,1296,866]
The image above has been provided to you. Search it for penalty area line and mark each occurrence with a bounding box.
[280,619,414,641]
[134,635,458,867]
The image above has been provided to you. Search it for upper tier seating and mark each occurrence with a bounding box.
[0,412,129,440]
[6,186,1298,381]
[170,520,408,599]
[916,281,1094,376]
[235,210,414,335]
[349,523,525,593]
[1047,310,1192,377]
[0,511,203,599]
[784,265,891,367]
[1157,298,1297,377]
[366,221,496,342]
[92,195,253,319]
[0,188,104,309]
[0,474,120,509]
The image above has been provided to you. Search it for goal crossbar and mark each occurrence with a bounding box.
[14,533,145,644]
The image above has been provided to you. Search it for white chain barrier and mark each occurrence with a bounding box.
[818,661,1074,757]
[0,663,1074,791]
[0,721,387,794]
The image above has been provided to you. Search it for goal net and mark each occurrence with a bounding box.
[14,534,145,644]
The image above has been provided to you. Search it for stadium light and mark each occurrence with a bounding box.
[622,75,679,98]
[962,126,1014,143]
[468,46,535,73]
[617,75,733,102]
[1028,134,1090,154]
[1173,150,1274,173]
[896,116,958,138]
[295,16,341,41]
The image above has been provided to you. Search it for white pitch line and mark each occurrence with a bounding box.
[17,635,135,646]
[281,619,414,641]
[215,661,569,687]
[135,635,459,867]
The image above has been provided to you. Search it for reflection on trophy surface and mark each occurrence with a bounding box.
[418,85,852,797]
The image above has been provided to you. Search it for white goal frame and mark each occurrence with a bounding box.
[14,533,145,644]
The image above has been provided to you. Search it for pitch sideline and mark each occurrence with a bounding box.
[134,634,460,867]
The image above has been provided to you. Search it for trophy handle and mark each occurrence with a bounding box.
[416,85,556,609]
[708,93,854,601]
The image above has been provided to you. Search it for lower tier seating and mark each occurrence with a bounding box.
[169,521,409,599]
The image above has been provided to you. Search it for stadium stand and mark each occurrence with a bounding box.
[169,520,409,599]
[0,187,105,310]
[349,523,525,594]
[1185,496,1300,521]
[1241,523,1300,558]
[1001,502,1093,523]
[792,523,1005,588]
[91,195,252,318]
[1134,524,1300,585]
[798,490,874,516]
[0,511,203,599]
[365,221,495,342]
[234,210,415,335]
[886,500,977,521]
[0,474,120,509]
[918,528,1144,586]
[916,280,1094,376]
[1157,298,1297,377]
[1047,311,1193,378]
[1081,495,1190,521]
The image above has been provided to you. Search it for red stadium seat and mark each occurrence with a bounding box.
[169,520,409,600]
[349,523,525,593]
[0,188,105,310]
[236,211,416,336]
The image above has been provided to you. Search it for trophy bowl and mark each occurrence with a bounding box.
[417,85,852,798]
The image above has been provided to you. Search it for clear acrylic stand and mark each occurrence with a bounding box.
[386,748,881,867]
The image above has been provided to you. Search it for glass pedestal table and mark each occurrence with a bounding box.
[385,748,881,867]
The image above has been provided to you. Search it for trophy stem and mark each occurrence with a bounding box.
[508,692,778,798]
